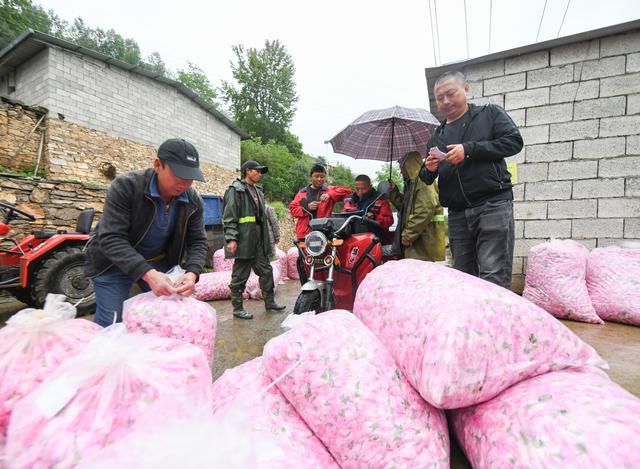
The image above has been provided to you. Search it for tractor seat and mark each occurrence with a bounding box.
[33,231,59,239]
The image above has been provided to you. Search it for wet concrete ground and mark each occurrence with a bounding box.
[1,283,638,468]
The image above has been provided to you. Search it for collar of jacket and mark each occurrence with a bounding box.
[141,168,198,206]
[232,178,263,192]
[436,102,484,133]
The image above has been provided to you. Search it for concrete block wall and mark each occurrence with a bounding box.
[5,46,240,170]
[461,29,640,291]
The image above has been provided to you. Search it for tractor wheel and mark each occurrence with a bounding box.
[32,247,95,315]
[293,289,335,315]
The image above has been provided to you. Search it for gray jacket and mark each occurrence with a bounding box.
[84,168,208,281]
[265,205,280,257]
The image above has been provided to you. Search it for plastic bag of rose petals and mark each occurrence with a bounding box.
[77,382,290,469]
[209,357,339,469]
[5,325,212,468]
[194,271,234,301]
[353,259,607,409]
[275,248,288,282]
[0,295,100,444]
[587,246,640,326]
[263,311,450,468]
[450,367,640,468]
[123,266,217,365]
[523,240,602,324]
[212,248,234,272]
[287,247,299,280]
[245,262,281,300]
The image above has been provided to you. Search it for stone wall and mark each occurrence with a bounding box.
[4,45,241,170]
[0,174,107,239]
[0,100,47,172]
[427,26,640,292]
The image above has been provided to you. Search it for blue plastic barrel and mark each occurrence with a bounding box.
[201,195,223,226]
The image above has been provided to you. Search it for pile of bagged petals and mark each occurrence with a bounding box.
[2,258,640,468]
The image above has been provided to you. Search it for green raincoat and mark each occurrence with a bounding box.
[389,151,446,261]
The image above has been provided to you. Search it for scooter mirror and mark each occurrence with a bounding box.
[376,181,390,196]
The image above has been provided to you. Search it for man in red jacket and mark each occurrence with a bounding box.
[289,164,351,282]
[342,174,393,241]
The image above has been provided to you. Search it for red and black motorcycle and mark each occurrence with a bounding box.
[0,202,96,314]
[293,184,397,314]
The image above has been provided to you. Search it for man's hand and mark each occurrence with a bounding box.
[425,154,441,172]
[401,237,413,247]
[319,193,330,202]
[308,201,320,210]
[175,272,197,297]
[227,240,238,255]
[142,269,176,296]
[445,144,466,165]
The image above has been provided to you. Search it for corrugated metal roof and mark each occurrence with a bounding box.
[0,29,251,140]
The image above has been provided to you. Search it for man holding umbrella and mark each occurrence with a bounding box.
[420,71,523,290]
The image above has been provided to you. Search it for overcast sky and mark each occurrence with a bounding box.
[37,0,640,179]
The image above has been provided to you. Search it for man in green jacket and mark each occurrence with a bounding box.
[222,160,286,319]
[389,151,446,261]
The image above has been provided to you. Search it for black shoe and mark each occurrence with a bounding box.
[233,308,253,319]
[265,301,286,311]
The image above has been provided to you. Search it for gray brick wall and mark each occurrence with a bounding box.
[460,26,640,290]
[4,48,50,106]
[5,47,240,170]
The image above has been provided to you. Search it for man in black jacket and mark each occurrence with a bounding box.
[85,138,208,327]
[420,71,523,289]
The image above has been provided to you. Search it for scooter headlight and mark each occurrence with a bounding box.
[304,230,328,257]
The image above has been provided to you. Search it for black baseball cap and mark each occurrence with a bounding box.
[157,138,205,182]
[241,160,268,174]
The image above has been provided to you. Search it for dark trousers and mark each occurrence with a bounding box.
[229,236,275,306]
[448,199,515,290]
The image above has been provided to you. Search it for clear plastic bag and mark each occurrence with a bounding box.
[123,266,217,365]
[5,324,212,468]
[77,387,288,469]
[212,248,235,272]
[0,295,99,443]
[287,247,299,280]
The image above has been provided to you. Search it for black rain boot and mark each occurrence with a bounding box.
[265,294,286,311]
[232,298,253,319]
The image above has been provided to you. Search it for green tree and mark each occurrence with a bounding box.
[64,18,143,65]
[375,163,404,192]
[0,0,53,49]
[328,162,354,189]
[221,40,298,148]
[142,51,170,77]
[177,62,218,108]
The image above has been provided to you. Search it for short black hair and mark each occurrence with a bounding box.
[355,174,371,185]
[310,164,327,176]
[434,70,466,87]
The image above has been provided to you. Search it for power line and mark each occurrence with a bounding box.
[488,0,493,54]
[428,0,438,65]
[434,0,442,65]
[557,0,572,38]
[464,0,470,58]
[536,0,548,42]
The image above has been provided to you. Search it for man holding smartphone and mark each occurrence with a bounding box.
[420,71,523,290]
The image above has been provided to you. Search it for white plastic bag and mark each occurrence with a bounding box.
[124,266,217,365]
[0,295,99,443]
[5,324,212,468]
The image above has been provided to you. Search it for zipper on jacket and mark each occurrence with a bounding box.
[492,161,503,189]
[456,168,472,207]
[177,206,197,263]
[92,194,157,278]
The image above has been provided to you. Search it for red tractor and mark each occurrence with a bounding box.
[0,202,96,314]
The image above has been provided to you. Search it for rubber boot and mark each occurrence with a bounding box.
[232,297,253,319]
[264,293,286,311]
